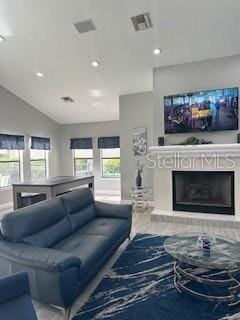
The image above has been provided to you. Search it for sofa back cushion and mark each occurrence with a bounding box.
[0,198,72,247]
[61,188,96,231]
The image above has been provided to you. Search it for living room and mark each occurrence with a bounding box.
[0,1,240,319]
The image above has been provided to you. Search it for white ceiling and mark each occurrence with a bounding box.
[0,0,240,124]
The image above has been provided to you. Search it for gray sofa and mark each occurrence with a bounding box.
[0,188,132,309]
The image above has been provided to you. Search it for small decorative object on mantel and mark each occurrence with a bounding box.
[158,136,165,146]
[197,234,216,258]
[176,136,213,146]
[133,127,147,155]
[135,160,143,188]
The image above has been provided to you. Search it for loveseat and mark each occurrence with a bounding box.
[0,188,132,309]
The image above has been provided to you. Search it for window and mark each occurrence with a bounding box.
[30,149,47,180]
[0,150,21,187]
[74,149,93,176]
[101,148,120,178]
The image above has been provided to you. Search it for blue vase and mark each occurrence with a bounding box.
[136,174,142,188]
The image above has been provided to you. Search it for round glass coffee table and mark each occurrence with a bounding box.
[164,233,240,306]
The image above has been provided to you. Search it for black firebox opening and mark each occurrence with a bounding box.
[172,171,234,215]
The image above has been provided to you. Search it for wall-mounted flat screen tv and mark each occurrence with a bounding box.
[164,87,238,134]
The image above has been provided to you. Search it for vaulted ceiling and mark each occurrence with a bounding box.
[0,0,240,124]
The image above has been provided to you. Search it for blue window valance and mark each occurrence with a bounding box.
[97,136,120,149]
[0,134,25,150]
[31,136,50,150]
[70,138,93,149]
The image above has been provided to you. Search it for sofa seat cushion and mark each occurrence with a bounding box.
[52,233,111,276]
[75,217,130,241]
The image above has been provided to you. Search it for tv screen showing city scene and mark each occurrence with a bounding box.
[164,87,238,134]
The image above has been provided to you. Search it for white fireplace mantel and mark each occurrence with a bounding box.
[149,143,240,158]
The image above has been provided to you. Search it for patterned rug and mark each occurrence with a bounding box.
[76,234,240,320]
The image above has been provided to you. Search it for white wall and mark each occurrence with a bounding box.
[119,54,240,200]
[0,85,61,205]
[0,84,120,205]
[119,92,154,200]
[60,121,121,193]
[153,54,240,145]
[1,54,240,205]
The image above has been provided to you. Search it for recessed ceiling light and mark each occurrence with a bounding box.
[36,72,44,78]
[0,35,5,42]
[92,61,100,67]
[153,48,162,55]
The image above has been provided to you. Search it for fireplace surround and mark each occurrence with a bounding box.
[172,171,234,215]
[149,144,240,225]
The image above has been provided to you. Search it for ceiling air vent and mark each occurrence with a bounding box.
[61,96,74,103]
[73,19,96,34]
[131,12,153,31]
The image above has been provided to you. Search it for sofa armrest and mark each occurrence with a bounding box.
[95,201,132,220]
[0,272,30,303]
[0,240,81,273]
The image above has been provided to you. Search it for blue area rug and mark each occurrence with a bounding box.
[76,234,240,320]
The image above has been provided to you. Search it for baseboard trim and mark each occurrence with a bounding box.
[0,202,12,211]
[95,190,121,196]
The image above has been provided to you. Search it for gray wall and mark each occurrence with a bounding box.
[0,85,61,205]
[60,121,121,193]
[153,54,240,145]
[119,92,154,200]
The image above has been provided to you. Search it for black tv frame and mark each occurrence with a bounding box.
[164,87,239,134]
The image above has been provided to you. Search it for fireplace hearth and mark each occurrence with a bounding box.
[172,171,234,215]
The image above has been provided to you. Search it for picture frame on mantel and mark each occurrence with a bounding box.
[133,127,147,155]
